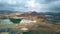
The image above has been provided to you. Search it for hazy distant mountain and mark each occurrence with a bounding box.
[0,10,14,14]
[42,12,60,24]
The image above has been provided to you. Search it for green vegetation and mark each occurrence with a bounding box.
[9,18,22,24]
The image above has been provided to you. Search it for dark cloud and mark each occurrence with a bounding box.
[44,0,57,3]
[36,0,58,4]
[38,0,60,12]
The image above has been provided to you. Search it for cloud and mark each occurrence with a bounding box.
[0,0,60,12]
[35,0,60,12]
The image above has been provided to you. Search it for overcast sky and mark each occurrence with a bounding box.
[0,0,60,12]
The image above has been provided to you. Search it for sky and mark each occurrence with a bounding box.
[0,0,60,12]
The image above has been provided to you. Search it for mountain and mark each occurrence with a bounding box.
[0,10,14,14]
[17,11,40,17]
[29,11,40,16]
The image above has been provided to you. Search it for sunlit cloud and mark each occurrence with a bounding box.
[27,0,35,8]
